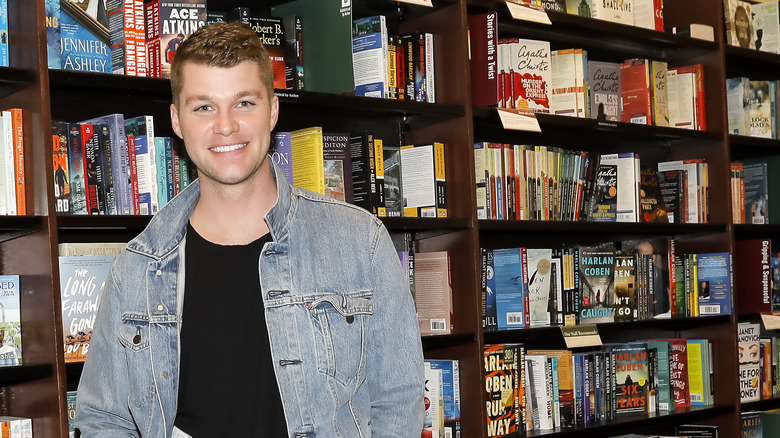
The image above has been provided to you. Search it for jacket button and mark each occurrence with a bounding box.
[157,304,164,311]
[162,372,168,378]
[156,269,162,276]
[346,315,354,324]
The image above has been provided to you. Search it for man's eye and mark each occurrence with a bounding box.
[194,105,211,112]
[238,100,255,108]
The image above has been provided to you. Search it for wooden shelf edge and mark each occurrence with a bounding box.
[0,363,53,386]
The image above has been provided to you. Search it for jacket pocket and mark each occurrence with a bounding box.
[309,290,373,386]
[119,313,151,352]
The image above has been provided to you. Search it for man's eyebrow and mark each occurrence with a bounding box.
[183,90,263,105]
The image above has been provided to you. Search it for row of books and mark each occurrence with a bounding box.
[0,417,32,437]
[730,159,776,225]
[738,322,780,403]
[727,77,780,139]
[273,128,446,219]
[724,0,780,53]
[52,114,196,216]
[484,338,713,436]
[352,16,435,103]
[0,274,21,367]
[481,239,732,331]
[531,0,665,30]
[475,144,710,224]
[422,359,460,438]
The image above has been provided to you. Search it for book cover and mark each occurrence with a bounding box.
[657,159,701,223]
[155,136,173,208]
[742,411,763,437]
[695,252,733,316]
[620,58,652,125]
[567,0,593,16]
[734,239,773,314]
[95,124,117,215]
[613,253,638,323]
[773,253,780,312]
[414,251,453,336]
[59,255,114,362]
[600,153,639,222]
[676,424,720,437]
[270,131,294,186]
[423,362,444,438]
[646,340,673,411]
[578,246,616,323]
[651,60,670,126]
[401,143,446,218]
[686,338,710,406]
[52,121,71,214]
[550,48,578,117]
[146,0,162,78]
[281,14,304,90]
[749,80,773,139]
[156,1,207,78]
[639,164,669,223]
[727,76,750,136]
[588,60,621,121]
[349,131,381,215]
[58,242,125,257]
[383,145,403,217]
[724,0,755,49]
[753,1,780,54]
[65,123,86,215]
[428,359,461,437]
[67,391,78,438]
[611,342,649,415]
[742,162,769,224]
[45,0,62,69]
[592,0,634,25]
[509,38,551,113]
[590,162,617,222]
[352,15,388,98]
[79,123,102,215]
[0,275,21,366]
[493,247,527,330]
[526,354,554,430]
[249,16,287,89]
[484,343,524,437]
[322,132,353,203]
[484,248,498,332]
[271,0,353,94]
[6,109,25,215]
[541,0,566,12]
[526,248,553,327]
[290,126,325,195]
[60,0,111,73]
[739,322,761,403]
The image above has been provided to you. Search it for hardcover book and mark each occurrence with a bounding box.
[382,145,403,217]
[727,76,750,136]
[290,126,325,195]
[46,0,62,69]
[468,12,499,107]
[65,122,87,215]
[742,161,769,224]
[753,1,780,54]
[52,121,71,214]
[0,275,21,366]
[423,362,444,437]
[639,164,669,223]
[59,255,115,362]
[322,132,353,203]
[613,253,638,323]
[749,80,773,139]
[59,0,111,73]
[590,161,617,221]
[125,115,158,215]
[646,340,673,411]
[733,239,773,314]
[587,60,621,121]
[155,0,207,79]
[739,322,761,402]
[687,338,711,406]
[509,38,551,113]
[610,342,649,415]
[526,349,574,427]
[694,252,733,316]
[591,0,634,25]
[484,343,524,437]
[249,15,287,89]
[724,0,755,49]
[401,143,446,218]
[414,251,453,336]
[270,131,294,185]
[620,58,652,125]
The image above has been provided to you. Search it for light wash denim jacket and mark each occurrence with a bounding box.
[75,163,425,438]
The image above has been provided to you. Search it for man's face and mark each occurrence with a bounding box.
[170,61,279,189]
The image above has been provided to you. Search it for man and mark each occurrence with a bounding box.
[76,22,424,437]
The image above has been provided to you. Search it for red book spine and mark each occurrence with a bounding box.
[468,11,499,107]
[127,135,141,214]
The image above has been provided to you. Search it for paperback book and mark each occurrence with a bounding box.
[0,275,21,366]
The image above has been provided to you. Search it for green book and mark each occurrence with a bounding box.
[272,0,354,94]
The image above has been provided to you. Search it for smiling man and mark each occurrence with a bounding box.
[75,22,424,438]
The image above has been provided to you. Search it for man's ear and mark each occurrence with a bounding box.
[170,103,183,139]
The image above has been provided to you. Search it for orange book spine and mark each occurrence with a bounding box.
[10,108,25,215]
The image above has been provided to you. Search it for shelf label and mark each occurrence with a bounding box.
[395,0,433,6]
[505,1,552,25]
[561,325,602,349]
[497,108,542,132]
[761,313,780,330]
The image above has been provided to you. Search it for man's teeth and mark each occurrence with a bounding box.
[211,143,247,152]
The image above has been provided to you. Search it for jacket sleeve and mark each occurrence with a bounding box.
[367,222,425,436]
[75,262,140,437]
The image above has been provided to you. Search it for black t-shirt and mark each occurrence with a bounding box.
[174,223,288,437]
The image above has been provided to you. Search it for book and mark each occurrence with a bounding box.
[591,0,634,25]
[639,164,669,223]
[588,60,621,121]
[526,354,554,430]
[621,58,652,125]
[733,239,773,314]
[271,0,354,94]
[646,340,673,411]
[45,0,62,69]
[382,145,403,217]
[686,338,710,406]
[753,1,780,54]
[551,48,579,116]
[742,411,763,437]
[484,248,498,332]
[322,132,353,203]
[280,14,305,90]
[80,114,133,215]
[125,115,158,215]
[613,253,638,322]
[610,342,649,415]
[724,0,755,49]
[423,361,444,438]
[59,0,111,73]
[0,416,33,437]
[675,424,720,437]
[270,131,294,185]
[600,153,639,222]
[145,0,161,78]
[67,391,77,438]
[52,121,71,214]
[484,343,524,437]
[526,349,574,427]
[249,15,287,89]
[401,143,446,218]
[349,131,383,215]
[7,109,25,215]
[106,0,140,75]
[352,15,388,98]
[509,38,551,113]
[657,159,702,224]
[739,322,761,402]
[749,80,773,139]
[78,123,103,215]
[493,247,526,330]
[59,255,115,362]
[651,60,670,127]
[58,242,125,257]
[154,1,207,79]
[414,251,453,336]
[0,275,21,366]
[727,77,751,136]
[290,126,325,195]
[673,23,716,42]
[742,162,769,224]
[590,161,617,221]
[578,246,616,323]
[526,248,553,327]
[694,252,733,316]
[64,123,86,215]
[427,359,461,438]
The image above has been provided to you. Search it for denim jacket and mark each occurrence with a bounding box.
[76,162,425,438]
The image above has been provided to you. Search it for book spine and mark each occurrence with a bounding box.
[127,135,140,214]
[146,0,161,78]
[80,124,99,215]
[468,12,499,106]
[10,108,25,215]
[434,142,447,218]
[425,32,435,103]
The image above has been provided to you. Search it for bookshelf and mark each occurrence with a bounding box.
[0,0,768,437]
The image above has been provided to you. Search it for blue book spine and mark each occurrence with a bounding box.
[427,359,461,435]
[271,132,294,185]
[0,0,8,67]
[494,247,526,330]
[155,137,168,209]
[164,137,175,203]
[45,0,62,69]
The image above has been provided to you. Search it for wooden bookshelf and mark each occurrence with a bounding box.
[0,0,768,437]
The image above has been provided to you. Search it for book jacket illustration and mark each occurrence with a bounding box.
[484,343,523,437]
[0,275,21,366]
[612,343,649,415]
[578,248,616,323]
[59,255,114,362]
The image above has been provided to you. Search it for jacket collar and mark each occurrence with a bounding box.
[127,158,292,258]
